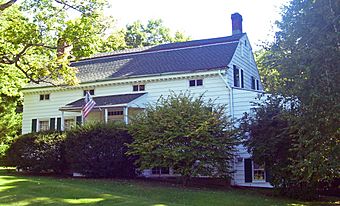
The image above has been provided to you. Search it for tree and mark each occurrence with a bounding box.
[249,0,340,199]
[124,19,190,48]
[0,0,111,161]
[128,92,237,185]
[240,95,302,197]
[0,0,111,85]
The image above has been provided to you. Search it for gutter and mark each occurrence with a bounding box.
[218,69,234,118]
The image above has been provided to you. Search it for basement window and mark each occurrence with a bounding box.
[253,163,265,181]
[152,167,170,175]
[133,85,145,92]
[39,94,50,101]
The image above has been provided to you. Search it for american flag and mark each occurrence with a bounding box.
[82,91,96,119]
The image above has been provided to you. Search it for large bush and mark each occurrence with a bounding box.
[6,131,66,173]
[64,122,136,178]
[128,92,237,185]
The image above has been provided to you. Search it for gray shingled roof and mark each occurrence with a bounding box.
[26,33,244,88]
[62,93,146,109]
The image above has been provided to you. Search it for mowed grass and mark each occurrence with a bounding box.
[0,168,338,206]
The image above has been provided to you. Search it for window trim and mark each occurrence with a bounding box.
[133,84,145,92]
[38,119,50,131]
[252,162,266,182]
[189,79,203,87]
[39,94,50,101]
[83,89,95,96]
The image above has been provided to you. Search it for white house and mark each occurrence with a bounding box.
[21,13,271,188]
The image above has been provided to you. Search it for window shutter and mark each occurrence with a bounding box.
[244,159,253,183]
[265,167,271,182]
[241,69,244,88]
[57,118,61,131]
[50,118,56,130]
[76,116,82,125]
[31,119,37,133]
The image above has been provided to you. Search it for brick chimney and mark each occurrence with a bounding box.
[231,13,243,35]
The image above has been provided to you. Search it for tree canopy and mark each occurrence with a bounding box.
[249,0,340,199]
[128,92,236,185]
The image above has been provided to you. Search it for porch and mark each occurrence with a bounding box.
[58,93,147,131]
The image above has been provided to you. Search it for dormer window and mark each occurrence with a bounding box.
[83,89,94,96]
[133,84,145,92]
[189,79,203,87]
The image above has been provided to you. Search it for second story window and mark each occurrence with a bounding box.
[83,89,94,96]
[133,84,145,92]
[189,79,203,87]
[256,80,260,90]
[40,94,50,101]
[251,76,256,90]
[233,65,244,88]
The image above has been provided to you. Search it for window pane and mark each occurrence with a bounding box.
[45,94,50,100]
[39,121,49,131]
[139,85,145,91]
[133,85,139,91]
[196,79,203,86]
[40,95,44,100]
[161,167,170,174]
[256,80,259,90]
[90,90,94,95]
[251,76,255,89]
[64,119,75,131]
[233,65,239,87]
[189,80,196,87]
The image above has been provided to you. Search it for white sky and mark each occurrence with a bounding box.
[106,0,290,50]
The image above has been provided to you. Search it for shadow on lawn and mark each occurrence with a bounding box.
[0,168,338,206]
[0,179,126,205]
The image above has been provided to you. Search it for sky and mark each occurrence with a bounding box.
[106,0,290,50]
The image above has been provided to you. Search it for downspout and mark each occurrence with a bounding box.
[218,69,234,119]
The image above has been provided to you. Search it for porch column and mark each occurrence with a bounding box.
[61,111,65,131]
[104,108,108,123]
[123,107,129,124]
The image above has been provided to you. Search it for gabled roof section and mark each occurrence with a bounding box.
[27,33,245,89]
[61,93,146,110]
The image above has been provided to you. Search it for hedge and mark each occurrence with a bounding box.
[64,122,136,178]
[6,131,66,174]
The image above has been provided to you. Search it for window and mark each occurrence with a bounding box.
[253,163,265,181]
[39,120,49,131]
[64,119,75,131]
[83,89,94,96]
[108,110,123,116]
[39,94,50,101]
[133,84,145,92]
[233,65,240,87]
[251,76,256,90]
[152,167,170,175]
[256,80,260,90]
[189,79,203,87]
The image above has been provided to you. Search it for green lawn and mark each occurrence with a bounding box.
[0,168,338,206]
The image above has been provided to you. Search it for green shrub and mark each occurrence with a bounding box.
[64,122,136,178]
[6,131,66,173]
